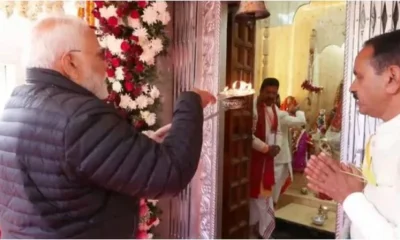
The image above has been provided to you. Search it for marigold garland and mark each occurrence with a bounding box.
[93,1,170,238]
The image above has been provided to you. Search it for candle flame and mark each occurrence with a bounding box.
[220,80,255,98]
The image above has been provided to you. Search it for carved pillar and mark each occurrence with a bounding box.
[159,1,222,239]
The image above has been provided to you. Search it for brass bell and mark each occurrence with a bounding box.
[236,1,270,21]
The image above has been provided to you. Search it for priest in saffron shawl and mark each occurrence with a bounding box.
[250,78,281,239]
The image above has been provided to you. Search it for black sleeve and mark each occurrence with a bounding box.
[64,92,203,199]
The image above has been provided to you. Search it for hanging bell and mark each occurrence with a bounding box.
[236,1,270,21]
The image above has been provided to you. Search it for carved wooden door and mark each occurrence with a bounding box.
[222,5,256,239]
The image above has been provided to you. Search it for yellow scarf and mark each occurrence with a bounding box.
[362,136,377,186]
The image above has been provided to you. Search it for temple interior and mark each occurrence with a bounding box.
[258,0,345,234]
[0,0,382,239]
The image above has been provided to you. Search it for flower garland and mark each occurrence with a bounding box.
[301,80,323,93]
[93,1,170,238]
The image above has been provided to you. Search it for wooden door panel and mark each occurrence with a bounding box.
[222,5,256,238]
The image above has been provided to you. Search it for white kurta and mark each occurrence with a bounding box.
[342,113,400,239]
[272,110,306,203]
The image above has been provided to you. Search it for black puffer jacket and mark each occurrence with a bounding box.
[0,68,203,238]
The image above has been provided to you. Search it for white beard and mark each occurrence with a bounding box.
[80,72,109,99]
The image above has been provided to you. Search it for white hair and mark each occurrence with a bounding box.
[23,14,90,69]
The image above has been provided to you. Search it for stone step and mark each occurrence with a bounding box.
[275,203,337,233]
[278,188,337,211]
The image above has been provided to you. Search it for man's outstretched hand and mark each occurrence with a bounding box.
[192,89,217,108]
[304,153,365,204]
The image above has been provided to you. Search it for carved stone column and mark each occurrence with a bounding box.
[157,1,222,239]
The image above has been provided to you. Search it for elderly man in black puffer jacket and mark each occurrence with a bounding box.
[0,16,216,238]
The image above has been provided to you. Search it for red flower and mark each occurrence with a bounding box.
[130,10,140,19]
[107,68,115,78]
[134,120,145,130]
[125,72,133,81]
[94,1,104,8]
[132,84,142,97]
[116,3,129,17]
[130,35,139,42]
[107,16,119,27]
[99,17,108,26]
[121,41,131,52]
[130,45,143,56]
[112,27,122,37]
[111,57,121,68]
[147,217,157,226]
[135,62,144,73]
[137,1,147,8]
[124,81,134,92]
[107,91,118,102]
[92,9,100,19]
[136,230,147,239]
[105,50,113,60]
[116,8,124,18]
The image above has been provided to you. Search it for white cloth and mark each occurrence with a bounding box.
[249,197,275,238]
[272,111,305,203]
[272,163,292,203]
[343,113,400,239]
[275,111,306,164]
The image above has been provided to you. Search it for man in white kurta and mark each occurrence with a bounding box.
[272,109,306,204]
[250,78,281,239]
[305,29,400,239]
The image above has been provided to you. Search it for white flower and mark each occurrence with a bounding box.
[115,66,124,80]
[153,1,168,13]
[128,18,141,29]
[119,94,132,109]
[99,37,107,49]
[142,84,150,93]
[150,86,160,99]
[112,81,122,93]
[158,11,171,25]
[133,27,148,39]
[108,77,116,83]
[142,5,158,24]
[139,46,156,65]
[138,36,149,47]
[147,233,154,239]
[152,218,160,227]
[99,5,117,19]
[128,99,138,110]
[141,111,157,126]
[106,35,123,56]
[147,199,158,205]
[119,94,137,110]
[150,38,163,53]
[136,95,149,109]
[147,97,154,105]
